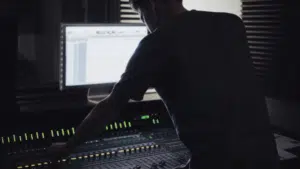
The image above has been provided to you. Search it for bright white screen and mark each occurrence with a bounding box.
[65,25,147,86]
[183,0,242,17]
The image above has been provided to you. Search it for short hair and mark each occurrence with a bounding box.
[129,0,182,11]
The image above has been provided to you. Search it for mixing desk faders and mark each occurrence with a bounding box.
[2,129,190,169]
[0,101,191,169]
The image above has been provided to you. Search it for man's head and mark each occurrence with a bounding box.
[129,0,186,32]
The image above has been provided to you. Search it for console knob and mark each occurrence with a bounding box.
[95,153,100,160]
[89,154,94,159]
[83,155,89,160]
[146,146,150,150]
[106,152,111,158]
[125,148,130,154]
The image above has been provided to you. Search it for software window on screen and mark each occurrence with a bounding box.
[65,26,147,86]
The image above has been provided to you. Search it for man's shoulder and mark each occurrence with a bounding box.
[139,29,169,48]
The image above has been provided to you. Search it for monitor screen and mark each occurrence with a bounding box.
[60,24,148,88]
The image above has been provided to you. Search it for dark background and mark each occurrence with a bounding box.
[2,0,300,138]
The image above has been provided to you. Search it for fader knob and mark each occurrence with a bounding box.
[84,155,89,159]
[101,152,105,158]
[146,146,150,150]
[95,153,100,160]
[118,149,125,155]
[106,152,111,158]
[125,148,130,154]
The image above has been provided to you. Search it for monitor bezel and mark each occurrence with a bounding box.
[59,23,146,91]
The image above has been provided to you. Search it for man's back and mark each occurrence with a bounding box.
[151,10,280,169]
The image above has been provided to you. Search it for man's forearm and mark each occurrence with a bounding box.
[66,98,120,150]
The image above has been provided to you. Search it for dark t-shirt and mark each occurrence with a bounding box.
[114,10,280,169]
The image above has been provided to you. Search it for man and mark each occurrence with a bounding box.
[50,0,280,168]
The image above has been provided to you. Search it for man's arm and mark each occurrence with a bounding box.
[65,32,171,150]
[49,31,171,158]
[66,91,128,150]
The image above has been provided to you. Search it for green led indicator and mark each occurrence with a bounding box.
[67,129,70,136]
[128,122,132,128]
[114,122,118,130]
[19,136,22,142]
[110,124,113,130]
[123,121,127,128]
[119,123,123,129]
[56,131,60,137]
[61,129,65,136]
[36,132,39,139]
[152,119,156,124]
[30,134,34,140]
[141,115,150,120]
[42,132,45,139]
[72,127,75,135]
[51,130,54,137]
[25,133,28,141]
[156,119,159,124]
[13,135,16,142]
[7,137,10,143]
[105,126,109,130]
[1,137,4,144]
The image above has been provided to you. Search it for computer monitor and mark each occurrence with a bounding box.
[59,24,148,90]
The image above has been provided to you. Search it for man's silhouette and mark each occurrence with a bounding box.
[50,0,280,168]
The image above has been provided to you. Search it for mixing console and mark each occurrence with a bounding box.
[0,102,191,169]
[3,129,190,169]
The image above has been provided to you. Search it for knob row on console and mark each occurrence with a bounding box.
[68,144,160,162]
[16,157,72,169]
[17,161,52,169]
[15,144,161,169]
[71,144,160,160]
[121,144,160,154]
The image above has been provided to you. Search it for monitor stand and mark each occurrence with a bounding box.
[87,87,161,105]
